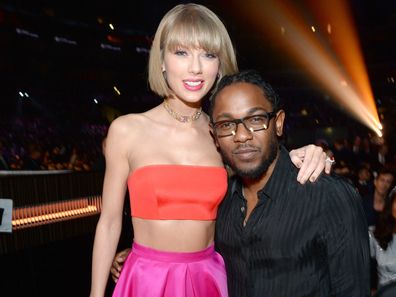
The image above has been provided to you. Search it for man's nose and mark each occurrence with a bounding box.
[233,122,253,142]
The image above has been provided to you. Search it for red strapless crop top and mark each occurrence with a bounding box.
[128,165,227,220]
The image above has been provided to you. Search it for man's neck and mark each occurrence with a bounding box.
[374,190,385,201]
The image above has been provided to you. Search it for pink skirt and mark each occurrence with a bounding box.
[112,242,228,297]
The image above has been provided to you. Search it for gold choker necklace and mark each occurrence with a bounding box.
[163,100,202,123]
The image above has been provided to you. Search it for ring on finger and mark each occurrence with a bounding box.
[325,156,335,164]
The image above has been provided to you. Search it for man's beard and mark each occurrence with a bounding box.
[221,132,279,180]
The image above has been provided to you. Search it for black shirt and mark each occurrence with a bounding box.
[215,146,370,297]
[361,190,380,227]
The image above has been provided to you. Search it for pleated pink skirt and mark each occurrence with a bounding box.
[112,242,228,297]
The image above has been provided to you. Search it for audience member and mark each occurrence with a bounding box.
[354,165,373,197]
[369,186,396,288]
[331,138,353,177]
[362,169,395,229]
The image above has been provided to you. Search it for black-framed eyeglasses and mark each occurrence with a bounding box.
[211,111,277,137]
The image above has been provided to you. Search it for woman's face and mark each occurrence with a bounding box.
[162,46,220,103]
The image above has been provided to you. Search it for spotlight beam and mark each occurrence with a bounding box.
[236,0,381,136]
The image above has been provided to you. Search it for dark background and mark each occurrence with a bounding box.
[0,0,395,147]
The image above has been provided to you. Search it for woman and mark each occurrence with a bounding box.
[369,186,396,288]
[90,4,330,297]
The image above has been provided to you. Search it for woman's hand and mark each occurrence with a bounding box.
[290,144,334,184]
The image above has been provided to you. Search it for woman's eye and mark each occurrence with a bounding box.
[175,50,187,56]
[205,52,217,59]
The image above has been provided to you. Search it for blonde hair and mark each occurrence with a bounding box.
[148,3,238,97]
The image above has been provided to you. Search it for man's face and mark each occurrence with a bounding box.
[374,173,394,196]
[211,82,285,179]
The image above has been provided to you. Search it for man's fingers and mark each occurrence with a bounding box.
[110,267,120,283]
[115,254,127,263]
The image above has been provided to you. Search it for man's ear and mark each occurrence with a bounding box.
[275,110,285,137]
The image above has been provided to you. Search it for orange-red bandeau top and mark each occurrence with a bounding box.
[128,164,227,220]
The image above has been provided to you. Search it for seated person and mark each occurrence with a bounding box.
[369,186,396,288]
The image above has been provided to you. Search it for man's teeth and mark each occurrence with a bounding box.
[185,81,202,86]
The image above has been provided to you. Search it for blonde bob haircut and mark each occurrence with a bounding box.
[148,3,238,97]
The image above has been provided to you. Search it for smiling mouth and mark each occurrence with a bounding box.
[184,80,203,86]
[183,80,204,90]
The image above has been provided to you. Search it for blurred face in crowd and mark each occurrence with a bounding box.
[358,168,371,182]
[374,173,394,196]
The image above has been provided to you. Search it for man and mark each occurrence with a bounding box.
[361,168,394,229]
[210,70,369,297]
[354,165,373,197]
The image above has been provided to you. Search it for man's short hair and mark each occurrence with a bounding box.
[209,70,282,121]
[376,167,395,180]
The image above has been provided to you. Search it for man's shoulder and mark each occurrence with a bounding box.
[310,173,363,210]
[309,172,355,191]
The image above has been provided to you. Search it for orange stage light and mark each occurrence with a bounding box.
[236,0,381,136]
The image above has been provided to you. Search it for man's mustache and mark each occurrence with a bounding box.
[232,144,260,154]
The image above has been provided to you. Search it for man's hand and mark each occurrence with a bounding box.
[110,248,131,283]
[290,144,333,184]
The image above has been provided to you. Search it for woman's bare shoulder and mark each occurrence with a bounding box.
[109,113,150,134]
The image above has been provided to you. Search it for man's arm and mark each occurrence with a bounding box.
[110,248,131,283]
[324,178,371,297]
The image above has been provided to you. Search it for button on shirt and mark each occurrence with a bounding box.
[215,146,370,297]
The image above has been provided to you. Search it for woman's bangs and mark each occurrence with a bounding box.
[164,18,222,54]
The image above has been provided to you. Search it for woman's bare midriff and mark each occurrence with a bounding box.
[132,217,216,252]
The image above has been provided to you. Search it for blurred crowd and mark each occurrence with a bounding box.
[0,116,107,172]
[315,137,396,294]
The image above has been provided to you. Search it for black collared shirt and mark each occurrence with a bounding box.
[215,146,370,297]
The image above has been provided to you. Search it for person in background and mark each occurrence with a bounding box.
[354,165,373,197]
[369,186,396,289]
[331,138,353,177]
[362,168,394,229]
[22,143,43,170]
[90,4,331,297]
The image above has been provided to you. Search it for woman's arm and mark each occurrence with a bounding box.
[90,118,132,297]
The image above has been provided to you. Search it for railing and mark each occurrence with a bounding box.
[0,170,104,254]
